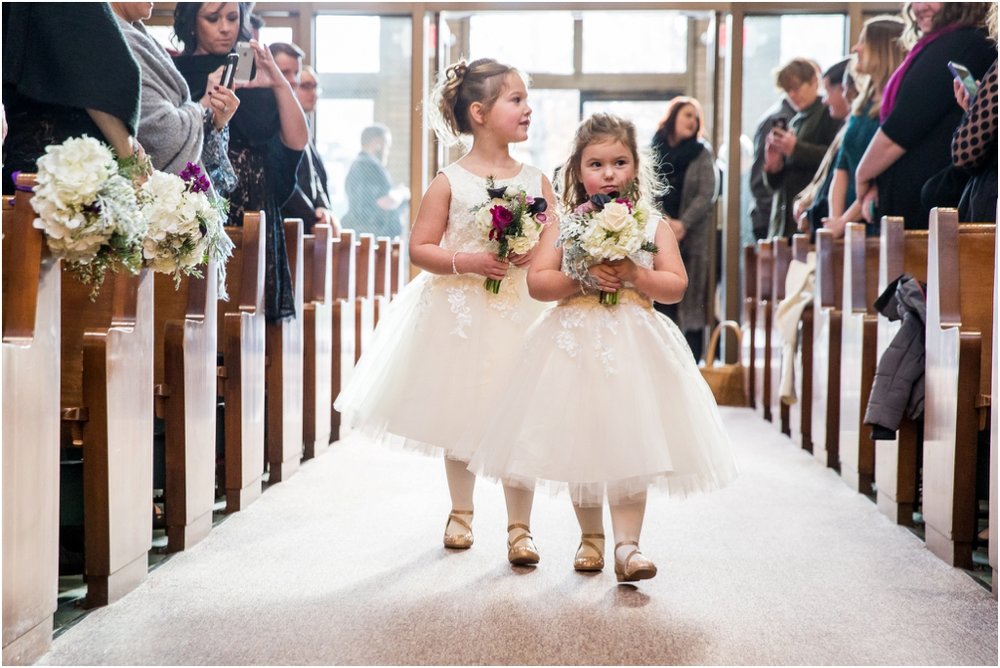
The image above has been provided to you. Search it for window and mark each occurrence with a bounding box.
[469,12,575,74]
[315,16,384,74]
[582,12,688,73]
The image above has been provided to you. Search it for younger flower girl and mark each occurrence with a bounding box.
[468,113,737,582]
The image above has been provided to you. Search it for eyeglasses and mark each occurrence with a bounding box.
[299,82,321,92]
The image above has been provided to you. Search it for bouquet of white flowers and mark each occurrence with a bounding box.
[31,135,146,296]
[558,182,659,305]
[139,162,234,297]
[472,176,548,294]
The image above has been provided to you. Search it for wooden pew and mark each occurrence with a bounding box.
[990,209,999,597]
[391,238,403,298]
[741,244,757,410]
[217,214,266,513]
[264,219,305,483]
[838,224,881,494]
[354,233,376,362]
[753,240,774,421]
[811,229,844,470]
[923,208,995,568]
[873,217,927,525]
[2,182,60,665]
[789,234,813,452]
[373,236,392,325]
[60,268,154,608]
[769,238,792,435]
[302,224,334,459]
[331,230,357,442]
[153,261,218,553]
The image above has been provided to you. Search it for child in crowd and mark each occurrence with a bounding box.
[334,58,555,566]
[468,113,737,582]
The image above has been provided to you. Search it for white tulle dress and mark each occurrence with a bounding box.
[466,217,738,507]
[333,162,550,461]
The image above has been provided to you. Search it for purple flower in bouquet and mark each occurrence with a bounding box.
[179,162,211,194]
[474,176,549,294]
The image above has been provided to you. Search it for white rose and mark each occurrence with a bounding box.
[598,202,633,233]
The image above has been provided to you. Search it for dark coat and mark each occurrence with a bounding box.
[863,275,927,439]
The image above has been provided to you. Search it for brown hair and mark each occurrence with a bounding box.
[902,2,991,46]
[654,96,705,144]
[852,16,907,118]
[429,58,523,146]
[774,58,818,92]
[560,113,660,212]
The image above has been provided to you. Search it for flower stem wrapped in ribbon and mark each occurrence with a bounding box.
[30,135,147,299]
[474,176,548,294]
[557,181,659,305]
[138,162,234,297]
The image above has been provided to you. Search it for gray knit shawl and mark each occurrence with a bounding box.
[115,16,202,175]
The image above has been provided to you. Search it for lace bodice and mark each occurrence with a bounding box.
[440,162,544,253]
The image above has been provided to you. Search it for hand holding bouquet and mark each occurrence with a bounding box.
[473,176,548,294]
[557,181,659,305]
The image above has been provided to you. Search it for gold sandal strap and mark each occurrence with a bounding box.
[579,538,603,554]
[507,523,533,549]
[451,509,473,515]
[614,540,639,551]
[581,533,605,539]
[507,522,530,532]
[447,514,472,532]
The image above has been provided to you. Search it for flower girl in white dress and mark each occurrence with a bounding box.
[468,114,737,582]
[334,59,556,565]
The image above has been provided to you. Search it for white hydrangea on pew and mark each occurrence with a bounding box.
[31,135,145,297]
[138,162,234,299]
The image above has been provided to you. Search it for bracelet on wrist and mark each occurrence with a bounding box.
[451,251,460,275]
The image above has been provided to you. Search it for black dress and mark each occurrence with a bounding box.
[877,26,994,229]
[2,2,140,194]
[174,55,303,321]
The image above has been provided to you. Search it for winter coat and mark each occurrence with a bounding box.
[863,274,927,439]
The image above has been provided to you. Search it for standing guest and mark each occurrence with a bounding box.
[823,16,907,237]
[2,2,143,193]
[341,124,410,238]
[650,96,718,361]
[748,95,795,241]
[793,61,859,237]
[855,1,993,230]
[763,57,844,239]
[172,2,308,321]
[276,55,338,233]
[951,2,997,223]
[335,59,554,564]
[110,2,239,193]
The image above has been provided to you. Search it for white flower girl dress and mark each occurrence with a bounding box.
[334,162,549,460]
[467,216,738,506]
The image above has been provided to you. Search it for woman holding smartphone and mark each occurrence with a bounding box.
[854,2,993,230]
[111,2,239,194]
[173,1,309,322]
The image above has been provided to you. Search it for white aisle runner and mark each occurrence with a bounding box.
[38,408,998,665]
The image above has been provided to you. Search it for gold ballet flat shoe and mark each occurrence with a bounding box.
[613,540,657,583]
[443,509,474,549]
[574,533,605,572]
[507,522,540,566]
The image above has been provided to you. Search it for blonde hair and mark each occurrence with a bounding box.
[429,58,523,146]
[852,16,907,119]
[560,113,661,212]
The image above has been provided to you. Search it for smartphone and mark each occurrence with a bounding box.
[773,117,788,131]
[233,41,255,85]
[947,61,978,97]
[220,53,239,89]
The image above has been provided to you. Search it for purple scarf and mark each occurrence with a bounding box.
[880,24,962,124]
